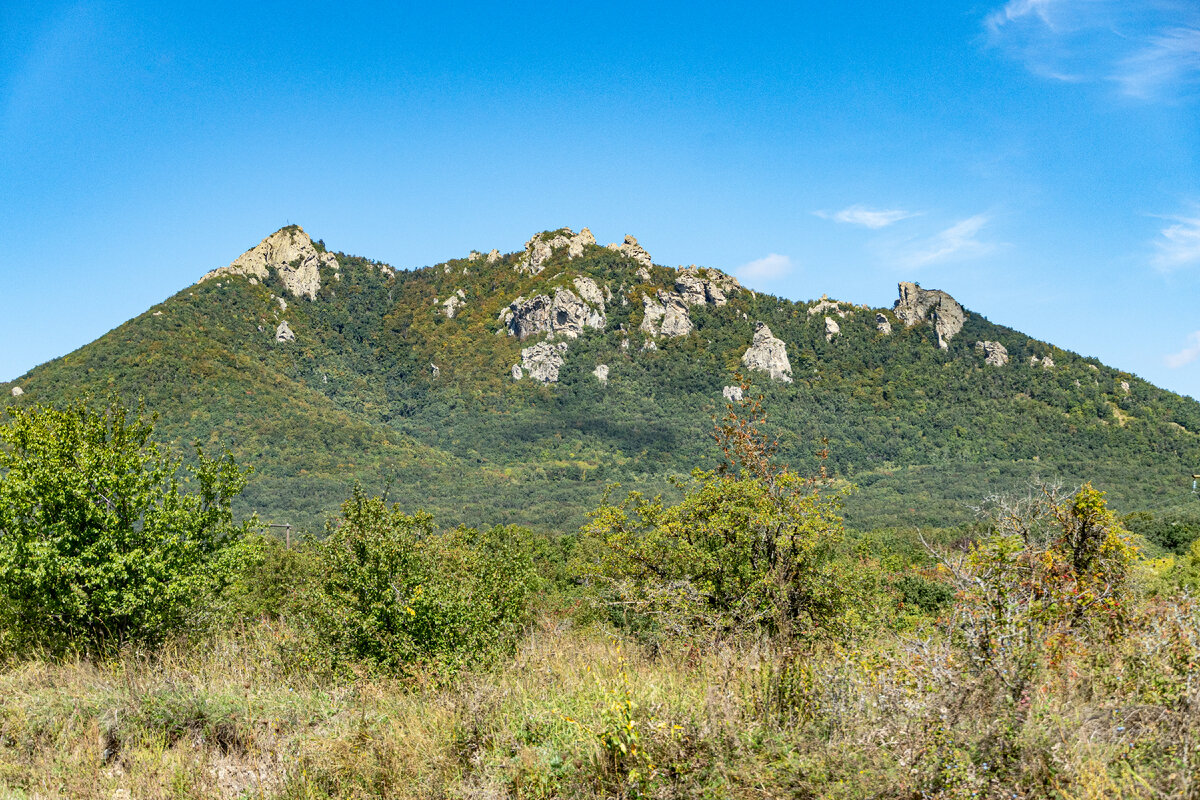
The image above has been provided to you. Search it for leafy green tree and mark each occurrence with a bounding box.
[580,387,859,644]
[312,489,539,674]
[0,397,251,654]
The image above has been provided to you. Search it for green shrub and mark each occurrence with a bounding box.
[0,397,252,655]
[311,490,538,674]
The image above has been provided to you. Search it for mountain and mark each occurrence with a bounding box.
[5,224,1200,534]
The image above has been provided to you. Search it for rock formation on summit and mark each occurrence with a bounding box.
[893,282,964,350]
[607,235,653,268]
[518,228,596,274]
[741,322,793,383]
[201,226,336,301]
[809,294,852,318]
[975,340,1009,366]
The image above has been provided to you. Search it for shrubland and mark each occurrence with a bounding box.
[1,396,1199,799]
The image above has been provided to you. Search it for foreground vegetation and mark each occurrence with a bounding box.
[2,397,1200,798]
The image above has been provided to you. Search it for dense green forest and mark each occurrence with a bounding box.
[5,225,1199,538]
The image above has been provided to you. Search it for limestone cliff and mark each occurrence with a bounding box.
[200,226,337,300]
[893,282,964,350]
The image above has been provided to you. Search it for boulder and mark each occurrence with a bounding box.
[593,364,609,385]
[722,385,743,402]
[975,340,1009,366]
[201,226,336,300]
[876,313,892,334]
[741,322,793,383]
[893,282,964,350]
[275,321,295,342]
[442,289,466,319]
[10,386,23,397]
[824,317,840,342]
[517,341,570,383]
[607,234,653,268]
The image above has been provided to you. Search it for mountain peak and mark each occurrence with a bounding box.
[199,225,338,300]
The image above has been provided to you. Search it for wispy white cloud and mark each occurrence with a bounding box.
[735,253,794,282]
[1116,26,1200,99]
[894,215,997,268]
[985,0,1200,101]
[1166,331,1200,368]
[1150,211,1200,271]
[814,205,921,229]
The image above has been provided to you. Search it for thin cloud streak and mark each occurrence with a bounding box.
[1151,212,1200,271]
[985,0,1200,101]
[894,215,996,268]
[1166,331,1200,368]
[735,253,794,282]
[814,205,921,229]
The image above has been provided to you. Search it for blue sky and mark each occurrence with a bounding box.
[2,0,1199,396]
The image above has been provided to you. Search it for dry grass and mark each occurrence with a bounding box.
[1,602,1198,800]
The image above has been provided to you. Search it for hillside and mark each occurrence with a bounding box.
[5,224,1200,533]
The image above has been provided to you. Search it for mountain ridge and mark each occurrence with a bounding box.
[5,224,1198,534]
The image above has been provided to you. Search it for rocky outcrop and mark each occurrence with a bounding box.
[824,317,840,342]
[809,294,852,318]
[518,228,596,274]
[893,282,964,350]
[607,235,653,268]
[573,277,605,306]
[442,289,466,319]
[741,322,793,383]
[1121,381,1131,394]
[506,286,606,339]
[722,385,744,402]
[468,250,482,261]
[593,364,609,385]
[674,266,740,307]
[975,340,1009,366]
[1030,355,1055,369]
[275,321,295,343]
[640,292,693,338]
[876,313,892,334]
[486,249,501,263]
[201,226,336,300]
[10,386,23,397]
[513,341,569,383]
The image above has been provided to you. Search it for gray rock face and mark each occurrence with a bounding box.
[468,250,482,261]
[518,228,596,274]
[10,386,23,397]
[809,294,852,318]
[593,364,609,385]
[722,385,744,402]
[975,340,1009,366]
[640,292,693,338]
[573,276,605,306]
[674,266,740,307]
[516,341,570,383]
[1030,355,1056,369]
[442,289,466,319]
[507,287,605,339]
[824,317,841,342]
[486,249,501,263]
[201,226,336,300]
[607,234,653,267]
[894,282,964,350]
[1121,381,1131,394]
[741,322,793,383]
[275,321,295,342]
[876,313,892,334]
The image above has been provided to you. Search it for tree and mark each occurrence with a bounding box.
[0,397,251,654]
[581,383,858,644]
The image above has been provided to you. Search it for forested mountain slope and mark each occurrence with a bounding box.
[6,224,1199,533]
